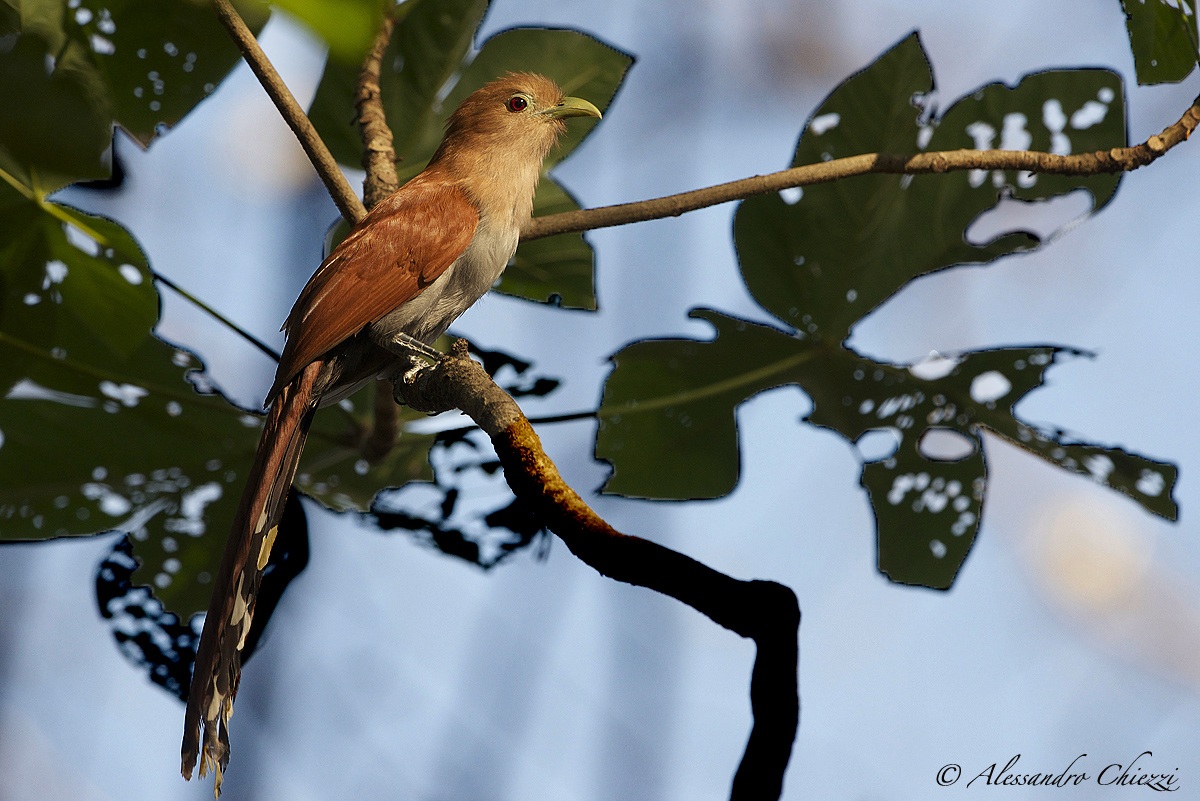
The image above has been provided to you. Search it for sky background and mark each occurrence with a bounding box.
[1,0,1198,799]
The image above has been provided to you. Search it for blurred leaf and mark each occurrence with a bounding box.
[1120,0,1199,85]
[0,0,269,175]
[0,1,17,36]
[272,0,384,64]
[311,15,631,309]
[0,166,158,379]
[596,34,1171,590]
[0,164,255,616]
[0,30,111,180]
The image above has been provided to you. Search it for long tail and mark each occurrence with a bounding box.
[181,360,323,794]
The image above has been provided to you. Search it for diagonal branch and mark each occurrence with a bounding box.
[394,341,801,801]
[524,93,1200,241]
[211,0,366,224]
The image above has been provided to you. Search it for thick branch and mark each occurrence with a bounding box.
[394,342,801,801]
[212,0,366,224]
[524,94,1200,241]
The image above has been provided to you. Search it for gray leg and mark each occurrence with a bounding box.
[385,332,444,363]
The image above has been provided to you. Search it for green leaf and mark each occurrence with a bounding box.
[76,0,270,144]
[0,165,158,377]
[0,1,18,36]
[0,0,269,173]
[1120,0,1199,85]
[0,166,439,614]
[599,312,1178,588]
[271,0,384,64]
[736,33,1125,344]
[310,16,631,309]
[595,34,1170,590]
[0,29,111,180]
[0,170,261,615]
[597,310,813,500]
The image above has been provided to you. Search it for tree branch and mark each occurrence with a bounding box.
[355,11,400,208]
[211,0,366,224]
[394,341,801,801]
[523,93,1200,241]
[351,9,404,459]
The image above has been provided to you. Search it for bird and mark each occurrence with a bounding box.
[180,72,601,795]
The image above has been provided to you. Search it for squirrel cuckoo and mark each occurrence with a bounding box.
[181,72,601,793]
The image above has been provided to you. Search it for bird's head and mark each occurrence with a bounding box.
[429,73,602,205]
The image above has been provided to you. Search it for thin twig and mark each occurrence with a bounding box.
[211,0,366,224]
[394,341,801,800]
[524,94,1200,241]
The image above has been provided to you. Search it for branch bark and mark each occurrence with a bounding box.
[211,0,366,224]
[355,12,401,209]
[395,341,801,801]
[523,93,1200,241]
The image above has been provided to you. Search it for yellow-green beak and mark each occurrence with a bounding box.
[543,96,603,121]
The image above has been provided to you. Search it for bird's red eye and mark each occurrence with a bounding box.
[506,95,528,112]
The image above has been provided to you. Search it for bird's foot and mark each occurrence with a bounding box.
[389,332,445,365]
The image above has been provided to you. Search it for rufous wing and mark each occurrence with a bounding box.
[269,171,479,399]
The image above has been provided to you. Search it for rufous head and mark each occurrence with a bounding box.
[430,72,602,173]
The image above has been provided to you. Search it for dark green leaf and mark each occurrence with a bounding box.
[0,30,111,180]
[596,34,1168,589]
[1,0,269,169]
[0,1,18,36]
[505,179,595,308]
[737,33,1124,343]
[0,167,262,614]
[599,311,1177,588]
[1120,0,1199,85]
[0,170,439,614]
[597,310,810,500]
[75,0,270,144]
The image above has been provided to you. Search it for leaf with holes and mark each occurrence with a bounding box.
[737,33,1124,345]
[596,34,1175,589]
[2,0,268,173]
[0,166,261,615]
[599,311,1177,588]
